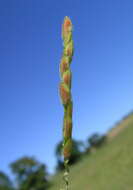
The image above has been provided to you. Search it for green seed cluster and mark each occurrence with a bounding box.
[59,16,74,161]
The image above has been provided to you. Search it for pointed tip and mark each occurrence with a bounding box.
[62,16,72,39]
[64,16,70,20]
[63,16,72,25]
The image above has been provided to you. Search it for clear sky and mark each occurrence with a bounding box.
[0,0,133,176]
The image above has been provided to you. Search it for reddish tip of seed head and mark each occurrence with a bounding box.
[62,16,72,38]
[64,17,71,29]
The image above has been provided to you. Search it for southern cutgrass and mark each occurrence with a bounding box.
[59,16,74,190]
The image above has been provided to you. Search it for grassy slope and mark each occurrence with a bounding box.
[49,114,133,190]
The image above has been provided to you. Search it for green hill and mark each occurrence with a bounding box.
[49,113,133,190]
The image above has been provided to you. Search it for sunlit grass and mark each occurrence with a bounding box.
[50,114,133,190]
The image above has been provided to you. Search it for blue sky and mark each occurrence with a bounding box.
[0,0,133,176]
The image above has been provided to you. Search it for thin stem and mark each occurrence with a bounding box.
[63,159,69,190]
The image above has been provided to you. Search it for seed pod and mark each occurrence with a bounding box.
[60,82,70,105]
[60,57,69,76]
[63,118,72,139]
[63,139,73,159]
[64,40,74,57]
[63,70,71,88]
